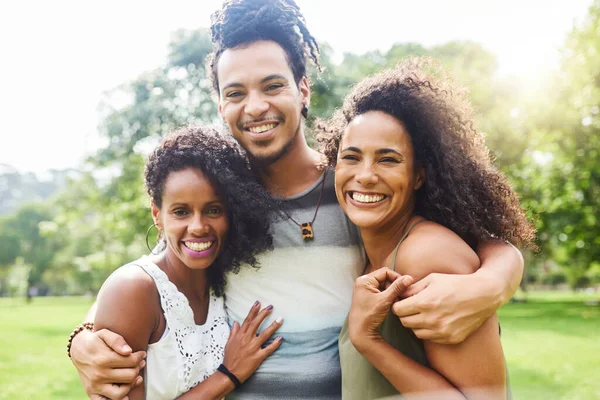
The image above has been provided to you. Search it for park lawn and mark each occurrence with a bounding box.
[0,296,91,400]
[0,292,598,400]
[498,291,600,400]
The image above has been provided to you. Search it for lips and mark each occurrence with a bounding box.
[240,118,283,140]
[247,123,278,133]
[183,240,214,252]
[180,237,217,258]
[347,191,388,204]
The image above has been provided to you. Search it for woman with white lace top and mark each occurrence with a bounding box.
[91,126,283,400]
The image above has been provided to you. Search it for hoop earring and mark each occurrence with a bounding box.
[145,223,161,254]
[301,104,308,119]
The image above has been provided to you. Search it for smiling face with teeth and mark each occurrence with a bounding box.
[216,40,310,166]
[151,167,229,271]
[335,111,425,231]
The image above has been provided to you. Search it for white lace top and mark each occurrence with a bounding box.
[132,256,230,400]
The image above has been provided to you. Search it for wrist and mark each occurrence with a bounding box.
[351,332,384,355]
[68,322,94,360]
[217,363,242,389]
[471,269,503,310]
[215,367,236,392]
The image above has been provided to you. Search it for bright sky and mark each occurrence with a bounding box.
[0,0,592,177]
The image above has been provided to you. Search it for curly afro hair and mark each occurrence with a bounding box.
[145,125,280,296]
[206,0,321,93]
[317,57,536,249]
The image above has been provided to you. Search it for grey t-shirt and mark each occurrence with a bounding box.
[224,170,365,400]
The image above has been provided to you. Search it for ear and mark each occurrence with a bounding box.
[151,202,162,229]
[298,76,311,108]
[217,99,224,118]
[414,166,425,190]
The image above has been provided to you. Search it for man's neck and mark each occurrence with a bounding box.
[260,135,325,198]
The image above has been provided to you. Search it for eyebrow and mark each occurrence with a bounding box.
[221,74,289,93]
[168,200,223,208]
[261,74,288,84]
[341,146,403,157]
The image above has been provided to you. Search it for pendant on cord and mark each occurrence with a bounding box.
[301,222,314,240]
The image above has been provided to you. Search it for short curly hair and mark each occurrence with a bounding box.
[317,58,536,249]
[145,125,279,295]
[206,0,321,93]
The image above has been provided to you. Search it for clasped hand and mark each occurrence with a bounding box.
[347,268,413,348]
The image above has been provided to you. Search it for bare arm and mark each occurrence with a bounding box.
[83,301,97,324]
[354,317,505,399]
[475,239,524,309]
[92,265,160,400]
[350,223,506,398]
[392,236,523,344]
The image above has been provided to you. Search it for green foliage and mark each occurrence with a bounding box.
[1,4,600,294]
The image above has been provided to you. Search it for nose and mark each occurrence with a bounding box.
[188,214,210,236]
[355,162,378,186]
[244,91,269,117]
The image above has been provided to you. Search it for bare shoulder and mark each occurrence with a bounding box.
[393,220,480,281]
[95,262,160,350]
[97,263,157,301]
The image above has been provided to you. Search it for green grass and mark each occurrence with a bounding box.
[0,296,91,400]
[498,291,600,400]
[0,292,598,399]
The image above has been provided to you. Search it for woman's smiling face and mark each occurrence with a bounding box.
[335,111,424,230]
[152,167,229,270]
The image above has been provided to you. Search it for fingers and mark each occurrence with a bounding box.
[247,305,274,334]
[231,321,240,336]
[260,335,284,357]
[258,316,283,342]
[383,275,413,299]
[365,267,403,288]
[241,301,261,330]
[401,275,431,298]
[398,313,423,329]
[96,329,133,356]
[391,294,420,317]
[104,350,146,369]
[92,382,134,400]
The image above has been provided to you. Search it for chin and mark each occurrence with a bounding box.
[345,212,383,230]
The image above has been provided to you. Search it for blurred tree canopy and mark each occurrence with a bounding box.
[1,1,599,296]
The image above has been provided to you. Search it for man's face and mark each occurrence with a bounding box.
[216,40,310,165]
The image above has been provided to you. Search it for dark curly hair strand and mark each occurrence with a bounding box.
[145,125,280,296]
[317,57,536,249]
[207,0,321,93]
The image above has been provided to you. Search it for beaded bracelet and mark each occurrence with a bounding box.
[67,322,94,358]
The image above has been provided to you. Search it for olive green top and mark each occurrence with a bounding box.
[339,219,428,400]
[338,219,511,399]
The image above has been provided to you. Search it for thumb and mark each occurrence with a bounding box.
[231,321,240,336]
[383,275,413,300]
[96,328,133,356]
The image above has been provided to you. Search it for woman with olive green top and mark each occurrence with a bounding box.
[318,58,535,399]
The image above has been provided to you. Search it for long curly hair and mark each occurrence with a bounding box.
[317,58,536,249]
[145,125,280,295]
[206,0,321,93]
